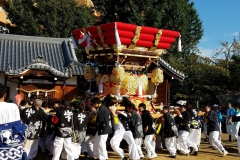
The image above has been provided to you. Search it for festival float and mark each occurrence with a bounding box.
[71,22,181,118]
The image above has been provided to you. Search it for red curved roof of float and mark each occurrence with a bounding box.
[72,22,180,50]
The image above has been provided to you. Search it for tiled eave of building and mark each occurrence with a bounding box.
[6,62,70,78]
[158,58,185,82]
[0,33,84,76]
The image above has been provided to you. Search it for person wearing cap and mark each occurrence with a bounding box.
[202,105,228,156]
[160,106,178,158]
[212,104,222,141]
[175,104,198,156]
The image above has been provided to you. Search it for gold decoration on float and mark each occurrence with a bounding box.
[95,72,149,95]
[110,66,125,82]
[83,65,95,80]
[151,68,164,84]
[149,29,162,52]
[128,26,142,49]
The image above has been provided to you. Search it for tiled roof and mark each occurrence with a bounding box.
[0,34,84,76]
[159,58,185,81]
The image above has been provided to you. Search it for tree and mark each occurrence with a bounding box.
[92,0,203,58]
[5,0,95,38]
[91,0,144,25]
[227,55,240,92]
[214,33,240,68]
[169,53,230,104]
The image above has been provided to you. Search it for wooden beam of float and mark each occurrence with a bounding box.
[116,105,161,111]
[87,52,160,59]
[48,111,163,119]
[116,106,163,119]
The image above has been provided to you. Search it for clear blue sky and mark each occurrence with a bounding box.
[190,0,240,57]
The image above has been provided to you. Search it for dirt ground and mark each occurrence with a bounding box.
[35,133,240,160]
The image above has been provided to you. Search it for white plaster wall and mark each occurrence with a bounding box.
[65,76,77,85]
[20,77,78,85]
[7,81,18,102]
[22,79,54,84]
[0,74,4,84]
[0,74,18,101]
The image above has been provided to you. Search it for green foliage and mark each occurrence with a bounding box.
[75,48,88,63]
[5,0,95,38]
[169,53,230,104]
[228,55,240,92]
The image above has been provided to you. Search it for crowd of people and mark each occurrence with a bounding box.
[1,82,240,160]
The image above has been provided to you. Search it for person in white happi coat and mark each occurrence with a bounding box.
[51,100,74,160]
[0,83,28,160]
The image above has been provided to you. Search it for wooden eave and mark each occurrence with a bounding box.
[6,69,68,81]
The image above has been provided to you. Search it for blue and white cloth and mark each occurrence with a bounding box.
[0,120,27,160]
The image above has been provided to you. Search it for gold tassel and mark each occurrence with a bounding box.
[72,131,76,140]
